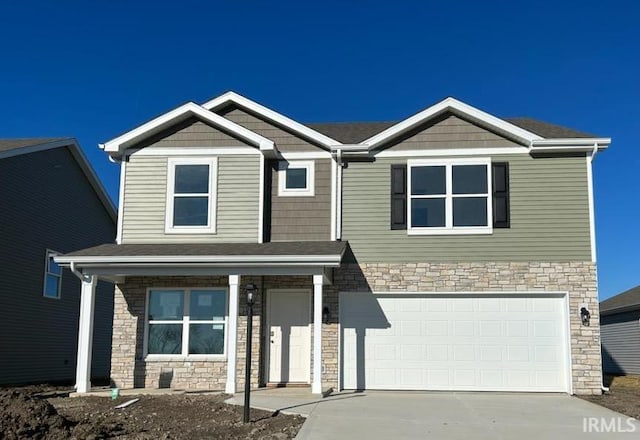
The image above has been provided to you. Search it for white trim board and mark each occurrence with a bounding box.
[100,102,275,158]
[203,91,342,147]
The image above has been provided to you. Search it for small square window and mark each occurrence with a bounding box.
[278,161,314,197]
[43,250,62,299]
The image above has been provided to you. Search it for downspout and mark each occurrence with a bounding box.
[336,149,343,241]
[70,261,92,283]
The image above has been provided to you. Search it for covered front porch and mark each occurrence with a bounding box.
[55,242,346,396]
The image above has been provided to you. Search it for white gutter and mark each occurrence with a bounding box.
[69,261,91,282]
[336,149,343,240]
[56,254,343,266]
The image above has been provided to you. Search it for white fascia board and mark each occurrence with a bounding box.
[362,97,543,148]
[54,254,343,266]
[100,102,275,157]
[203,91,342,147]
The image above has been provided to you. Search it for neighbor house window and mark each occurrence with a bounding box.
[146,289,227,356]
[43,250,62,299]
[165,158,217,233]
[278,160,314,196]
[407,158,492,235]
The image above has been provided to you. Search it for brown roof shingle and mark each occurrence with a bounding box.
[600,286,640,315]
[0,137,71,153]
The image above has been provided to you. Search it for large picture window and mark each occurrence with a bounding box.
[408,158,492,235]
[146,288,227,357]
[165,158,217,233]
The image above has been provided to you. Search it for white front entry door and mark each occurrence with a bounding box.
[341,293,570,392]
[268,290,311,383]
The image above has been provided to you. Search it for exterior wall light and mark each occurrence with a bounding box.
[322,306,331,324]
[580,307,591,326]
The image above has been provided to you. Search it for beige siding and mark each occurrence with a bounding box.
[342,154,591,262]
[143,118,252,148]
[218,106,327,152]
[380,113,521,150]
[270,159,332,241]
[121,154,260,243]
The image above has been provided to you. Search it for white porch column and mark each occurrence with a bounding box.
[226,275,240,394]
[75,275,97,393]
[312,274,323,394]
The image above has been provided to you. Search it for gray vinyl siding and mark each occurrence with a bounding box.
[380,113,522,150]
[270,159,332,241]
[601,311,640,375]
[0,147,115,385]
[121,154,260,243]
[218,106,327,152]
[142,118,251,148]
[342,153,591,262]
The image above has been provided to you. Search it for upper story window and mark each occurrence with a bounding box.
[407,158,492,235]
[278,160,315,197]
[43,250,62,299]
[165,158,217,234]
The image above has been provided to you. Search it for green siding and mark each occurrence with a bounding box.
[122,154,260,243]
[342,154,591,262]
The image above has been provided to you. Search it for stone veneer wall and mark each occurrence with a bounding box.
[332,261,602,395]
[110,275,339,391]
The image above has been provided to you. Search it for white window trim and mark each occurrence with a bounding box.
[278,160,315,197]
[407,157,493,235]
[144,287,229,361]
[165,157,217,234]
[43,249,62,299]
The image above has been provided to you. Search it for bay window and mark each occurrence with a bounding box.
[407,158,492,234]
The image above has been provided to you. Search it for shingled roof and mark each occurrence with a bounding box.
[0,137,72,153]
[600,286,640,315]
[306,118,596,144]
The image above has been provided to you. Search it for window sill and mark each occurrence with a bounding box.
[277,190,315,197]
[144,355,227,362]
[164,227,217,235]
[407,227,493,236]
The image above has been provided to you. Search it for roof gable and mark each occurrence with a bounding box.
[101,102,275,159]
[203,91,342,147]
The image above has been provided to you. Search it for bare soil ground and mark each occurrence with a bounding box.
[579,375,640,420]
[0,386,304,439]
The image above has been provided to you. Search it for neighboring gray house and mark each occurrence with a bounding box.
[0,138,117,385]
[600,286,640,375]
[56,92,609,396]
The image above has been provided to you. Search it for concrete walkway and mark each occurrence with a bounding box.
[227,390,640,439]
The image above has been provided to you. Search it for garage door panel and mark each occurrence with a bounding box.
[341,293,569,392]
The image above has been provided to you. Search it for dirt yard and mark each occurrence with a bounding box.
[579,375,640,420]
[0,387,304,439]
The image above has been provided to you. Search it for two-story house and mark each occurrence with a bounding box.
[0,138,116,385]
[56,92,609,396]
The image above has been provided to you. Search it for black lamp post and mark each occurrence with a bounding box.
[243,283,257,423]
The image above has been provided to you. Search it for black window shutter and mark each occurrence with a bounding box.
[492,162,510,228]
[390,164,407,230]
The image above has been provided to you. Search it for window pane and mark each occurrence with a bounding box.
[149,290,184,320]
[411,166,445,195]
[148,324,182,354]
[174,164,209,194]
[173,197,209,226]
[411,198,445,227]
[48,256,62,275]
[190,290,226,321]
[44,274,60,298]
[453,197,488,226]
[189,324,225,355]
[452,165,487,194]
[286,168,307,189]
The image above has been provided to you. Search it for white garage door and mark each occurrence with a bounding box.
[340,293,570,392]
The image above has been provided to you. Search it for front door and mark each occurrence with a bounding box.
[268,289,311,384]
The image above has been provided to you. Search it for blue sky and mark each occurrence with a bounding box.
[1,1,638,300]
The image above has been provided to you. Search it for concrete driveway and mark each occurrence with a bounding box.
[228,389,640,439]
